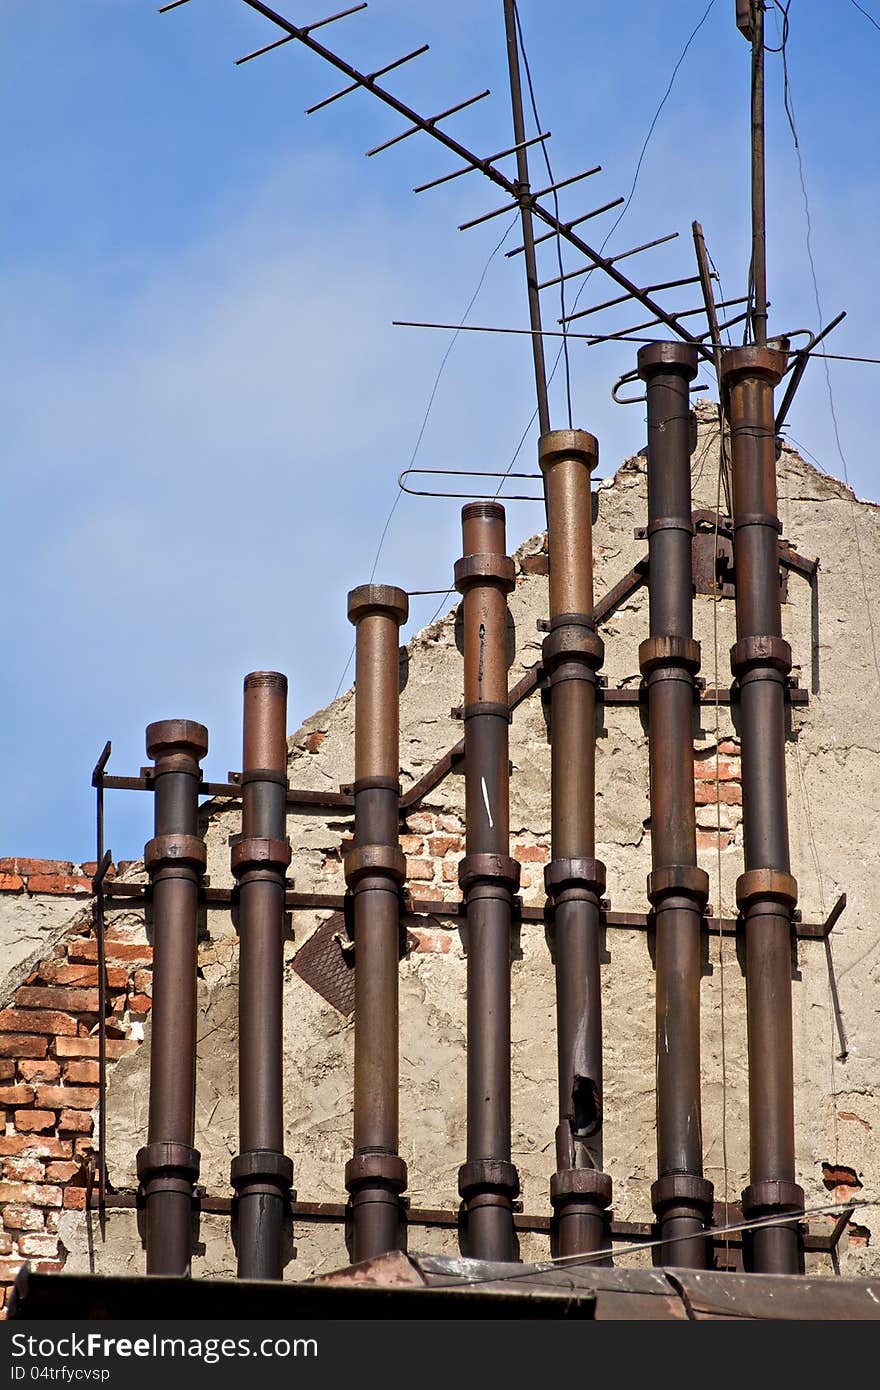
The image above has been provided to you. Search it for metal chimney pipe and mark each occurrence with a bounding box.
[344,585,409,1262]
[636,344,714,1268]
[538,430,611,1258]
[137,719,208,1276]
[455,502,521,1262]
[230,673,294,1280]
[721,343,804,1274]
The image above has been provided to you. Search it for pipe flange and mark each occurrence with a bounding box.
[453,553,516,594]
[538,428,599,473]
[544,857,606,898]
[144,834,207,876]
[458,853,521,895]
[230,1149,293,1192]
[146,720,209,762]
[231,837,292,877]
[719,345,786,388]
[460,701,512,722]
[136,1141,200,1187]
[347,584,409,628]
[344,843,407,888]
[550,1168,612,1207]
[647,865,710,906]
[646,516,695,537]
[458,1159,520,1200]
[736,869,798,912]
[345,1153,408,1193]
[730,635,792,677]
[352,776,401,795]
[639,635,701,676]
[542,624,604,671]
[741,1179,805,1216]
[637,341,699,380]
[651,1173,714,1214]
[733,512,784,534]
[238,767,288,788]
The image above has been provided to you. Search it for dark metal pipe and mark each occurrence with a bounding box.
[538,431,611,1259]
[137,719,208,1276]
[722,344,804,1274]
[344,586,409,1262]
[230,673,293,1280]
[455,503,521,1262]
[636,344,714,1269]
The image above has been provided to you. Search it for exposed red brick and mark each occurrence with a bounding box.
[404,813,435,835]
[0,1259,25,1282]
[66,940,98,964]
[0,1010,76,1037]
[821,1163,862,1191]
[513,843,549,863]
[58,1112,93,1136]
[105,943,153,965]
[399,835,425,855]
[408,930,452,954]
[80,862,115,879]
[0,859,72,878]
[0,1233,12,1256]
[304,731,325,753]
[0,1138,71,1160]
[14,987,99,1013]
[35,964,98,988]
[1,1159,44,1183]
[127,996,151,1017]
[17,1235,60,1259]
[0,1035,47,1059]
[0,1205,44,1232]
[407,859,436,882]
[693,759,740,782]
[63,1187,88,1210]
[837,1111,872,1131]
[717,739,741,755]
[17,1061,60,1085]
[435,815,463,833]
[55,1037,136,1060]
[73,1137,94,1158]
[520,870,533,890]
[0,1063,12,1083]
[0,875,24,893]
[105,967,130,990]
[427,836,462,857]
[694,782,742,806]
[33,1260,65,1274]
[45,1162,79,1183]
[848,1224,871,1247]
[36,1086,98,1111]
[0,1183,61,1207]
[15,1112,57,1135]
[414,886,444,902]
[441,861,459,882]
[132,971,152,995]
[0,1086,33,1107]
[26,875,91,897]
[696,830,734,851]
[62,1062,99,1086]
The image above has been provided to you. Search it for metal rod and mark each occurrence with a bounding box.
[136,720,208,1276]
[749,0,768,345]
[774,311,847,434]
[722,343,804,1274]
[455,502,520,1261]
[506,199,625,257]
[692,219,733,514]
[365,91,490,157]
[457,166,600,233]
[231,674,294,1280]
[344,585,409,1262]
[637,343,714,1268]
[413,132,550,194]
[305,44,429,115]
[538,431,612,1260]
[235,4,368,64]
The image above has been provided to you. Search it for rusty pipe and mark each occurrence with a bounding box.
[230,673,293,1280]
[455,503,521,1262]
[637,344,713,1269]
[137,719,208,1276]
[538,431,612,1259]
[344,585,409,1262]
[722,344,804,1274]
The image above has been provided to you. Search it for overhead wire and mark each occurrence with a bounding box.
[847,0,880,33]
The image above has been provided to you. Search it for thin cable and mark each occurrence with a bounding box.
[330,216,518,700]
[848,0,880,33]
[513,0,572,427]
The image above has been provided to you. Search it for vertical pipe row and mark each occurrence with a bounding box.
[538,431,612,1257]
[230,673,294,1280]
[137,719,208,1276]
[344,586,409,1262]
[455,503,521,1263]
[722,344,804,1274]
[636,345,714,1268]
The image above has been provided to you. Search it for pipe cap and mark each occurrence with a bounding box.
[637,341,699,380]
[347,584,409,628]
[538,429,598,474]
[146,719,209,762]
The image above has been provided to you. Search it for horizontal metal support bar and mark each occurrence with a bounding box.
[413,132,550,194]
[366,90,490,157]
[97,774,353,811]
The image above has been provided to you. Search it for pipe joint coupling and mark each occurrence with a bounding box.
[651,1173,714,1217]
[719,345,786,388]
[550,1167,612,1208]
[136,1141,200,1196]
[344,843,407,890]
[736,869,798,913]
[458,853,520,896]
[647,864,710,907]
[230,1149,294,1198]
[460,700,512,723]
[458,1159,520,1201]
[730,635,792,679]
[231,837,291,878]
[544,857,606,899]
[639,635,701,677]
[741,1179,804,1217]
[542,622,604,674]
[453,553,516,595]
[345,1152,408,1194]
[144,834,206,879]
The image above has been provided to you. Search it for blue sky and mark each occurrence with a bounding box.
[3,1,878,861]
